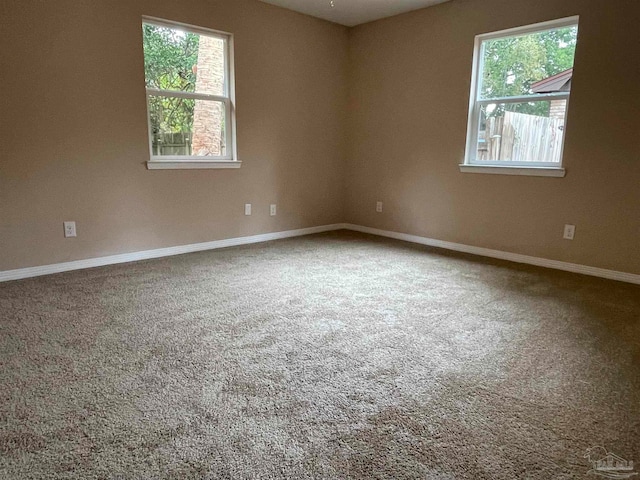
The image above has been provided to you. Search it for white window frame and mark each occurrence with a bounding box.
[142,17,239,170]
[461,16,579,178]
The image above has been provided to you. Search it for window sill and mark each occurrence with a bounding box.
[459,164,565,178]
[147,160,241,170]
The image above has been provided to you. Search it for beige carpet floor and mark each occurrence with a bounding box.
[1,230,639,479]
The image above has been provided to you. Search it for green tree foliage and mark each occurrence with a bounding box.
[143,24,200,134]
[481,26,578,116]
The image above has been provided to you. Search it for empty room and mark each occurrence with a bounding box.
[1,0,639,478]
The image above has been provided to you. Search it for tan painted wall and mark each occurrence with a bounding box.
[346,0,640,275]
[2,0,639,276]
[0,0,349,271]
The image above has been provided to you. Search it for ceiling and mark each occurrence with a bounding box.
[259,0,451,27]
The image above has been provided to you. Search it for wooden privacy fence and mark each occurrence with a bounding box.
[478,111,564,163]
[152,131,225,156]
[152,132,192,156]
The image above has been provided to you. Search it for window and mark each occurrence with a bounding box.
[142,18,238,169]
[462,17,579,177]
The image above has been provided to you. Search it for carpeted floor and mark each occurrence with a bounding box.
[1,230,639,479]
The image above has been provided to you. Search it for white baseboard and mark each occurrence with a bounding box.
[2,222,638,285]
[344,224,640,285]
[0,224,347,283]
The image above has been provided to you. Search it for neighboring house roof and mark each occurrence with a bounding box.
[531,68,573,93]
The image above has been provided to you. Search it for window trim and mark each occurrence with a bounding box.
[462,16,579,176]
[142,16,239,170]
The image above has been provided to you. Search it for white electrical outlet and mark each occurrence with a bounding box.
[244,204,252,216]
[376,201,383,213]
[563,224,576,240]
[64,221,77,238]
[270,204,277,216]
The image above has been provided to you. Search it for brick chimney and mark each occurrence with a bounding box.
[191,35,225,156]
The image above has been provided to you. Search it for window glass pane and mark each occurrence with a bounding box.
[479,25,578,99]
[143,23,226,96]
[476,100,566,164]
[149,95,226,157]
